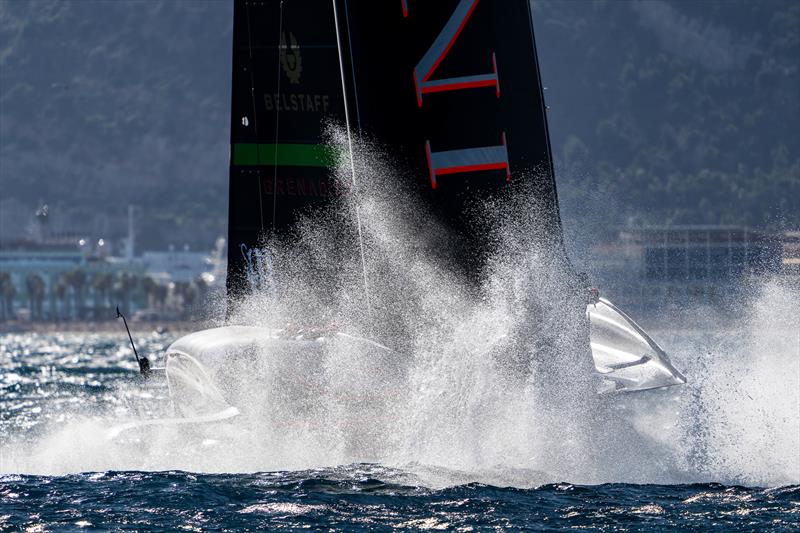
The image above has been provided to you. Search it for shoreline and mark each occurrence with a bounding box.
[0,319,759,336]
[0,319,212,335]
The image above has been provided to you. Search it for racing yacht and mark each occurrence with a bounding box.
[160,0,685,422]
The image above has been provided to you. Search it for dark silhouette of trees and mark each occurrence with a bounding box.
[91,272,114,319]
[153,283,168,311]
[173,281,198,318]
[54,275,68,321]
[535,0,799,230]
[25,273,45,320]
[0,272,15,321]
[141,276,158,310]
[0,268,215,323]
[66,268,87,320]
[113,273,139,314]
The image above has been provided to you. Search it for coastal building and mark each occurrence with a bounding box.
[0,241,226,322]
[587,226,786,319]
[0,239,147,321]
[0,203,226,322]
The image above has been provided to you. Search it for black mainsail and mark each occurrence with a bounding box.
[227,0,566,298]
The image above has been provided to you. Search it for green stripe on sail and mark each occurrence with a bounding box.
[233,143,338,167]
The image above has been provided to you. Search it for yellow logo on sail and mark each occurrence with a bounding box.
[280,31,302,84]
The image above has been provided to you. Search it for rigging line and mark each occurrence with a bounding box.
[245,2,265,234]
[271,0,285,235]
[332,0,371,317]
[342,0,361,130]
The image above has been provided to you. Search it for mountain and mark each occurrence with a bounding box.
[0,0,232,250]
[1,0,797,253]
[534,0,799,242]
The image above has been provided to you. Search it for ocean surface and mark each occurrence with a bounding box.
[3,469,798,531]
[1,323,798,531]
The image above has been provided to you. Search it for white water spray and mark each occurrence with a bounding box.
[1,130,798,487]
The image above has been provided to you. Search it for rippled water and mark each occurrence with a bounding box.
[1,330,797,531]
[2,469,798,531]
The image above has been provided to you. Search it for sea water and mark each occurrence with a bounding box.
[0,324,797,531]
[1,132,798,530]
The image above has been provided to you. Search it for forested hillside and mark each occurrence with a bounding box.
[535,0,799,236]
[0,0,232,250]
[1,1,797,252]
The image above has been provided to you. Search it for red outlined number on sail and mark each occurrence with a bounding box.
[406,0,500,107]
[426,133,510,189]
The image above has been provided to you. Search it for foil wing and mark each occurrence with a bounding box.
[587,297,686,392]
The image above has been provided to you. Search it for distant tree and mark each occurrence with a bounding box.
[25,275,35,319]
[113,273,140,314]
[183,284,197,315]
[173,281,197,318]
[128,274,142,310]
[0,273,17,320]
[48,276,57,321]
[0,272,11,320]
[54,275,68,321]
[194,275,210,304]
[174,281,188,308]
[25,273,46,320]
[154,283,168,311]
[141,276,158,309]
[67,268,87,320]
[100,272,113,316]
[91,272,113,319]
